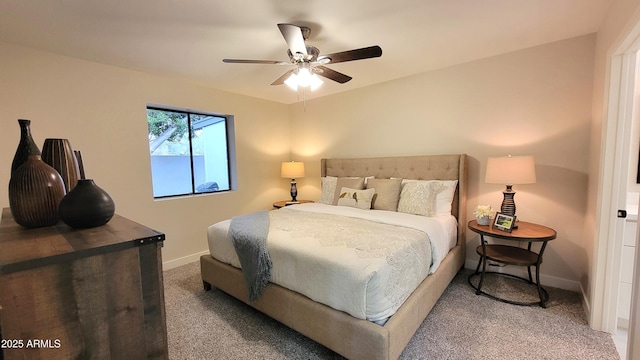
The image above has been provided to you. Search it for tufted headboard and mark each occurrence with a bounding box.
[321,154,468,246]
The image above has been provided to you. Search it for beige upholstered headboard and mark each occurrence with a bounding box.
[321,154,468,246]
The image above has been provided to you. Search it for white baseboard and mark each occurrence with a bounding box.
[163,250,209,270]
[463,259,582,292]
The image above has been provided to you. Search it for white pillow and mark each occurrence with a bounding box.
[397,180,458,216]
[319,176,337,204]
[336,187,375,210]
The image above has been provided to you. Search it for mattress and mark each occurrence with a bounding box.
[207,203,457,323]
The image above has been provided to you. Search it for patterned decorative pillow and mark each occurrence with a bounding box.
[397,180,458,216]
[319,176,338,204]
[366,178,403,211]
[337,187,375,210]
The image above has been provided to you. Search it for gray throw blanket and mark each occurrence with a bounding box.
[229,210,272,302]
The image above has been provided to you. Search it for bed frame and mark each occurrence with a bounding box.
[200,154,467,360]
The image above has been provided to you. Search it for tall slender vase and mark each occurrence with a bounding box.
[74,150,86,179]
[41,138,80,192]
[59,179,115,228]
[11,119,41,173]
[9,155,66,228]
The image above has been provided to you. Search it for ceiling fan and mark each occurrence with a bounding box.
[223,23,382,91]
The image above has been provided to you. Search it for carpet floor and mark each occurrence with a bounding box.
[164,262,620,359]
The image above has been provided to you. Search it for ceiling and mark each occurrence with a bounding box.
[0,0,612,104]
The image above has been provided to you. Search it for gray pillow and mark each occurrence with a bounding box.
[366,178,403,211]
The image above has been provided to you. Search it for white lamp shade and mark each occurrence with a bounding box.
[485,155,536,185]
[281,161,305,178]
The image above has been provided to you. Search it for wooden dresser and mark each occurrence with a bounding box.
[0,208,167,360]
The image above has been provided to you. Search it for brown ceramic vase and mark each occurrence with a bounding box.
[9,155,66,228]
[41,138,81,192]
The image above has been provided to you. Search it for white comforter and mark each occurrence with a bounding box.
[207,203,457,323]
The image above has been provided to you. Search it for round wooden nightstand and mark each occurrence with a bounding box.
[272,199,313,209]
[468,219,557,307]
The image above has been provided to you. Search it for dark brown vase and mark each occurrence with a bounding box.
[41,138,80,192]
[8,155,66,228]
[58,179,115,228]
[11,119,41,173]
[74,150,86,179]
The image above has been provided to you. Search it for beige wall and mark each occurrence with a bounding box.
[0,33,607,291]
[290,35,596,286]
[0,41,291,266]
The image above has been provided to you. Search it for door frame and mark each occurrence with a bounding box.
[593,14,640,349]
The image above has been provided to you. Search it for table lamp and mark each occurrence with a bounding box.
[281,161,305,202]
[485,155,536,222]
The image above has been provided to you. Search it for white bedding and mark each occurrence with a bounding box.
[207,203,457,323]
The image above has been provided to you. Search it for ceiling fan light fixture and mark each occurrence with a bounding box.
[224,24,382,91]
[285,67,323,91]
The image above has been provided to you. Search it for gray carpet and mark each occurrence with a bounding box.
[164,262,620,359]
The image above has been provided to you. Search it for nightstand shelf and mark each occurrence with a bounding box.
[478,244,539,266]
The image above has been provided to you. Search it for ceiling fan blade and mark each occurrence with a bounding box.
[271,69,296,85]
[223,59,289,65]
[278,23,308,57]
[315,66,352,84]
[318,45,382,64]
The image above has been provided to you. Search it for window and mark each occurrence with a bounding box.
[146,106,236,198]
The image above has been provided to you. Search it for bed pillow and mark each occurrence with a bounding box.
[397,180,458,216]
[320,177,367,205]
[332,177,366,205]
[366,178,403,211]
[336,187,375,210]
[319,176,338,204]
[363,175,375,186]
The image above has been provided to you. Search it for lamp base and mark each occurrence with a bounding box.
[290,179,298,202]
[501,185,518,229]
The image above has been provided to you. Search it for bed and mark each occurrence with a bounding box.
[200,154,468,360]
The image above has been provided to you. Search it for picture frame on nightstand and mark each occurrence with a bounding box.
[493,212,515,232]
